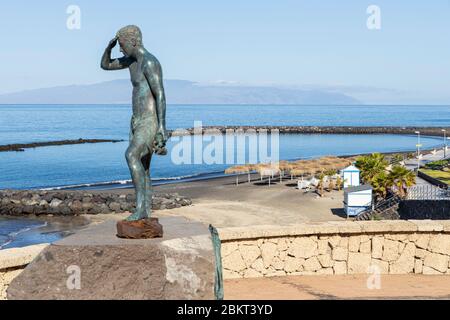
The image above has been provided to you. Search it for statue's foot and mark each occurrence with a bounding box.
[125,210,148,221]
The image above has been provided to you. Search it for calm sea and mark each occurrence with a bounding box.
[0,104,448,190]
[1,104,449,249]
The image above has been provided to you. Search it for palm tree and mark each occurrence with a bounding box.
[371,172,390,200]
[391,154,404,166]
[316,172,325,197]
[388,165,416,198]
[355,153,389,183]
[336,175,343,191]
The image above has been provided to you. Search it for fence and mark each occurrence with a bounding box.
[417,170,449,188]
[406,184,450,200]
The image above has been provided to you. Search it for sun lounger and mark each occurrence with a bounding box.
[297,180,311,190]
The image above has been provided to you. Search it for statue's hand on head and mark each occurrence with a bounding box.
[107,36,118,50]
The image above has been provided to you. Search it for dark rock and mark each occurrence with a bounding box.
[116,218,163,239]
[70,200,83,212]
[92,196,103,203]
[82,197,91,203]
[59,206,72,215]
[166,203,177,210]
[0,190,192,216]
[108,202,121,212]
[23,206,34,214]
[82,202,94,211]
[120,202,130,211]
[99,203,110,214]
[42,194,54,203]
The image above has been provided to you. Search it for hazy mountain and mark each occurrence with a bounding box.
[0,79,361,105]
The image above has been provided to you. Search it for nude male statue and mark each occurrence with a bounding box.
[101,25,168,222]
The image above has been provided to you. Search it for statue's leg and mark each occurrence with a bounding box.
[125,139,148,221]
[142,152,153,217]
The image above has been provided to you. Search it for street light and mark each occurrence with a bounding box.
[415,131,421,173]
[442,129,447,158]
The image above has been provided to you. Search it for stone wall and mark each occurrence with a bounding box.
[0,244,48,300]
[0,190,192,216]
[218,220,450,279]
[3,220,450,298]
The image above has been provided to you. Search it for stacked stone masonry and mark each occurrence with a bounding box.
[218,220,450,279]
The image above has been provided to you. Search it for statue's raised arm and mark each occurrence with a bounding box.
[100,36,133,70]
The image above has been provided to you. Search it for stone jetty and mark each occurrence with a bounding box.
[170,126,450,137]
[0,190,191,216]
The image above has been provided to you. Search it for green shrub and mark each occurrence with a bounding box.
[425,160,449,170]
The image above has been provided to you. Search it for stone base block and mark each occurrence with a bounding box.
[7,217,215,300]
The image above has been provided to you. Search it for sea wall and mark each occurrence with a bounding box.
[218,220,450,279]
[0,244,48,300]
[171,126,450,137]
[3,220,450,299]
[0,190,191,216]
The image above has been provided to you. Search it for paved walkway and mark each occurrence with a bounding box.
[404,147,449,194]
[224,275,450,300]
[404,147,448,173]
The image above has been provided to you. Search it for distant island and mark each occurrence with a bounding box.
[0,79,360,105]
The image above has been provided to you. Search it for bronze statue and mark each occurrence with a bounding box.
[101,25,167,222]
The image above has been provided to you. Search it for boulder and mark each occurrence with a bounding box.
[7,217,216,300]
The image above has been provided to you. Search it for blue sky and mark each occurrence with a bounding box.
[0,1,449,104]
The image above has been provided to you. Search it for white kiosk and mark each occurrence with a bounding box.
[342,165,360,188]
[344,185,373,217]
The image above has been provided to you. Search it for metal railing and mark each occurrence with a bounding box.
[406,185,450,200]
[355,194,401,220]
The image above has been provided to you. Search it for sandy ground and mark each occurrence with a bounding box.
[224,274,450,300]
[151,174,345,228]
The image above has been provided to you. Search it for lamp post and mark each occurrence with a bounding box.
[415,131,421,173]
[442,129,447,158]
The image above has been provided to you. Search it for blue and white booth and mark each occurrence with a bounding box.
[342,165,360,188]
[344,185,373,217]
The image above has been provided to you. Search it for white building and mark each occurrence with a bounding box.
[344,185,373,217]
[342,165,360,188]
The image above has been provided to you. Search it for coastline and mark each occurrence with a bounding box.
[0,137,443,249]
[39,146,435,192]
[0,138,124,152]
